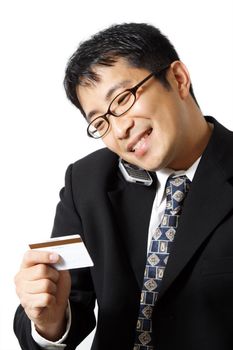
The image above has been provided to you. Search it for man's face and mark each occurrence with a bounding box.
[77,59,194,171]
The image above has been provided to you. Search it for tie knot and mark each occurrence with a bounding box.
[165,175,191,214]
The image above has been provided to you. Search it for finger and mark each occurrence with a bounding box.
[16,262,60,285]
[21,250,59,268]
[22,292,56,310]
[23,279,57,296]
[25,306,44,321]
[27,264,60,283]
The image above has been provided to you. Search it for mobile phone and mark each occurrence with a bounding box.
[118,158,153,186]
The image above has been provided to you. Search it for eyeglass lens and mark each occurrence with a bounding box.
[89,90,136,138]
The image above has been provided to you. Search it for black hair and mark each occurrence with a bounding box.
[64,23,198,115]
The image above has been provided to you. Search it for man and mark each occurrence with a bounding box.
[14,23,233,350]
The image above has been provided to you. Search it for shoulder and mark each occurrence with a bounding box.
[207,116,233,141]
[204,116,233,175]
[68,148,120,189]
[73,147,118,174]
[74,147,118,168]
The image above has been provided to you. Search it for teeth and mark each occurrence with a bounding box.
[130,130,152,152]
[132,137,146,151]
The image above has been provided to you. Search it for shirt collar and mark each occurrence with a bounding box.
[155,156,201,207]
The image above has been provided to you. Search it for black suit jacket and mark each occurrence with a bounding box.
[14,117,233,350]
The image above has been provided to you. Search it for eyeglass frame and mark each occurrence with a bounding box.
[86,64,170,139]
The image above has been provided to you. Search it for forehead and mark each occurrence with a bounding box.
[76,59,150,118]
[81,57,149,84]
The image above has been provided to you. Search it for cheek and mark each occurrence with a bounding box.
[154,96,182,132]
[133,96,157,117]
[102,134,120,153]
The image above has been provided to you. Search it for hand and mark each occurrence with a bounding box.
[14,250,71,341]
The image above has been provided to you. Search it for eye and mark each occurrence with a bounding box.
[93,118,106,131]
[116,91,131,106]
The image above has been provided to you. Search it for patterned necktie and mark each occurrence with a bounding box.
[134,175,191,350]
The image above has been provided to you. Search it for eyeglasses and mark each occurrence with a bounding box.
[87,65,169,139]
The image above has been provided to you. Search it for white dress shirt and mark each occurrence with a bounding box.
[32,157,201,348]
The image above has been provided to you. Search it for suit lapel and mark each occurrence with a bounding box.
[108,175,156,288]
[159,118,233,299]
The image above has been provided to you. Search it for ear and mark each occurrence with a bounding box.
[169,61,191,99]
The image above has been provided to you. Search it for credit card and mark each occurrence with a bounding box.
[29,234,93,270]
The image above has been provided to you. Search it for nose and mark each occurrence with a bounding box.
[110,115,134,139]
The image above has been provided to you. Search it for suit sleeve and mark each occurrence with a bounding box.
[14,164,96,350]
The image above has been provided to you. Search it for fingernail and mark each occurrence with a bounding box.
[49,253,59,262]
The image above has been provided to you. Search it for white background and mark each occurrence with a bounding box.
[0,0,232,349]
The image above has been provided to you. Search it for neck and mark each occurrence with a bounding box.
[170,109,213,171]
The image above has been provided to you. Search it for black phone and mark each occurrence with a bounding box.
[118,158,153,186]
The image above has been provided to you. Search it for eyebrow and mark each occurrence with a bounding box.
[86,79,132,121]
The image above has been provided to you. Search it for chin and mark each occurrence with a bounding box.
[136,161,157,172]
[140,159,166,172]
[124,153,164,171]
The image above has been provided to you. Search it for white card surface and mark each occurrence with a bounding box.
[29,234,93,270]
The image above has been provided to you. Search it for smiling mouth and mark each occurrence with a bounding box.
[130,128,153,152]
